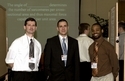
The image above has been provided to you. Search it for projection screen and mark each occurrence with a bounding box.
[1,0,80,48]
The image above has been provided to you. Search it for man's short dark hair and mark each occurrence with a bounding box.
[57,19,68,27]
[92,23,102,29]
[78,23,90,34]
[118,22,125,31]
[24,17,37,26]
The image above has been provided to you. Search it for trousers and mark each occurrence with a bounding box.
[91,72,114,81]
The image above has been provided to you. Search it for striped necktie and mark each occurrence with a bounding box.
[62,38,67,55]
[62,38,67,66]
[92,42,98,76]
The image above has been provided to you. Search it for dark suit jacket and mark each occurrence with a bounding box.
[44,35,80,81]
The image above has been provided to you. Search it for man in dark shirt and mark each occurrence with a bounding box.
[89,23,119,81]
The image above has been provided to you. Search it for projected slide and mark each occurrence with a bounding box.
[1,0,80,48]
[7,3,68,21]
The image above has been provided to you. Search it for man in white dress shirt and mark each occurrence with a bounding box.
[5,17,42,81]
[76,23,94,81]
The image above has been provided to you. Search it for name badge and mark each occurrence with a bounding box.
[61,55,67,61]
[91,62,97,69]
[29,57,35,63]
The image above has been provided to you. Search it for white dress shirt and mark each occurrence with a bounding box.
[76,34,93,62]
[5,34,42,71]
[59,34,68,51]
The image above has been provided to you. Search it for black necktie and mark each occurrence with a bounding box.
[29,39,34,57]
[29,39,35,70]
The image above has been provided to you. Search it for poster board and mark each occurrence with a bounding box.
[108,2,119,81]
[109,6,116,47]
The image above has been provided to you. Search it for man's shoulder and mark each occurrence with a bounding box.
[76,36,93,42]
[34,38,41,44]
[86,36,94,41]
[12,35,24,42]
[9,35,24,48]
[47,35,58,40]
[119,33,125,39]
[68,36,77,41]
[89,42,94,47]
[45,35,58,43]
[102,39,114,48]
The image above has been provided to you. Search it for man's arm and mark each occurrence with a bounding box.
[44,39,51,79]
[74,40,80,81]
[7,63,13,69]
[5,40,18,69]
[109,46,119,79]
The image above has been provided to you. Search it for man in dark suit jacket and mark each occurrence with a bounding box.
[44,19,80,81]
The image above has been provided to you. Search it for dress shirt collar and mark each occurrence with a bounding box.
[94,36,104,47]
[79,34,87,37]
[59,34,68,41]
[58,35,68,50]
[25,34,34,44]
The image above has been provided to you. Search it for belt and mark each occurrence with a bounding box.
[80,61,90,63]
[12,71,38,73]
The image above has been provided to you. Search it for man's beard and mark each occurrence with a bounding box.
[92,34,101,40]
